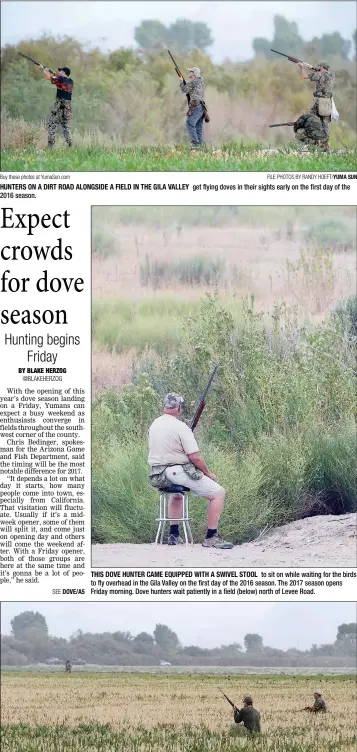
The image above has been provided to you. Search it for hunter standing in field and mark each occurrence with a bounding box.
[148,393,233,548]
[303,690,327,712]
[230,695,261,735]
[179,67,206,148]
[65,659,72,673]
[293,111,329,150]
[298,61,335,146]
[39,64,73,148]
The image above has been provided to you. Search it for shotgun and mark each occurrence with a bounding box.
[271,49,318,71]
[18,51,56,75]
[168,49,190,104]
[190,365,218,431]
[219,688,238,711]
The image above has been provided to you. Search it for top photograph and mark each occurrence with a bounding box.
[1,0,356,173]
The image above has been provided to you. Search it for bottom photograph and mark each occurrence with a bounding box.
[1,602,356,752]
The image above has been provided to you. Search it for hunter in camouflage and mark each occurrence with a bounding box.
[303,690,327,713]
[179,67,205,148]
[39,64,73,148]
[293,111,329,150]
[298,62,335,142]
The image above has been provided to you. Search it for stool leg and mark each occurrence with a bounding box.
[181,493,189,545]
[184,492,193,545]
[159,493,167,544]
[155,493,163,544]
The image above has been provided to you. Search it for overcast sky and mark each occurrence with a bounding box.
[1,2,355,62]
[1,602,355,649]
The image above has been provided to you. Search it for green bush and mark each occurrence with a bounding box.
[305,220,356,252]
[92,224,119,257]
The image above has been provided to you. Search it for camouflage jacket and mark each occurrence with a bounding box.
[308,70,335,98]
[294,113,325,140]
[313,697,327,712]
[180,77,205,108]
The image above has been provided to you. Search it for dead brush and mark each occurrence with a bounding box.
[1,110,47,149]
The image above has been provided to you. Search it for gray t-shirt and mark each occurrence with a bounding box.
[148,414,199,466]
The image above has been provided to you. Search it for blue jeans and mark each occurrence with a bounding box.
[186,104,204,145]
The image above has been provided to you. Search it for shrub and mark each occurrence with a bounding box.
[92,223,119,257]
[305,219,356,252]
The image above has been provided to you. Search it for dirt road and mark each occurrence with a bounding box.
[92,512,356,568]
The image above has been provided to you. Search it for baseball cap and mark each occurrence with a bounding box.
[163,393,184,409]
[58,66,71,76]
[317,62,329,69]
[313,689,322,695]
[243,695,253,704]
[188,67,201,76]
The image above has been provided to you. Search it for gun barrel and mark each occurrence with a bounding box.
[18,51,56,75]
[271,48,298,62]
[270,49,316,70]
[219,688,237,709]
[167,50,182,75]
[269,122,296,127]
[18,51,40,66]
[190,365,218,431]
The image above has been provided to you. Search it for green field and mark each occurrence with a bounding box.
[2,143,356,172]
[1,672,355,752]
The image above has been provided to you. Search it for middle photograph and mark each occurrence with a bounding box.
[91,205,356,569]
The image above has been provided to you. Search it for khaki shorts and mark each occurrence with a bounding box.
[165,465,224,498]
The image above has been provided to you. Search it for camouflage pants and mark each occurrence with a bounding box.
[310,101,331,139]
[48,101,72,147]
[295,129,329,150]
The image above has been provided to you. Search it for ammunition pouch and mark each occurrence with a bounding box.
[316,97,332,117]
[149,462,203,489]
[201,100,210,123]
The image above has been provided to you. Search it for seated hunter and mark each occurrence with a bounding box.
[230,695,261,735]
[148,393,233,548]
[302,690,327,713]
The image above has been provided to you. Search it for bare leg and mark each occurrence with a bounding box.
[168,494,183,525]
[205,491,225,528]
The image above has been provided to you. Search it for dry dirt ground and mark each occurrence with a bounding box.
[92,512,356,568]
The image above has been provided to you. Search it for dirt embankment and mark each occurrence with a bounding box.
[92,513,356,568]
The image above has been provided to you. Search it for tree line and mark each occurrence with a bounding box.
[1,611,356,667]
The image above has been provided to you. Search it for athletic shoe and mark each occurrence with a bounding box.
[202,533,234,549]
[167,534,184,545]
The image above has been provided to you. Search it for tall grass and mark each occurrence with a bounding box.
[93,206,355,231]
[2,674,355,751]
[92,299,201,354]
[139,254,227,289]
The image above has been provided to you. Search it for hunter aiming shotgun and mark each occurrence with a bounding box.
[18,51,56,75]
[271,49,318,70]
[190,365,218,430]
[168,49,190,103]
